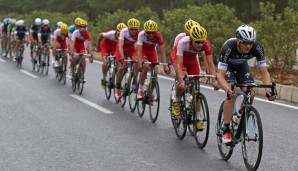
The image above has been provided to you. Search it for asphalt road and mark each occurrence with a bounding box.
[0,47,297,171]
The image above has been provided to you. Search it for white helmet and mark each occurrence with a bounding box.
[10,18,16,24]
[42,19,50,25]
[57,21,63,28]
[35,18,42,25]
[236,24,256,42]
[16,20,25,26]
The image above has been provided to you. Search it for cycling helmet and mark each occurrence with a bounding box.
[144,20,158,32]
[116,23,127,32]
[184,19,199,33]
[3,18,10,24]
[127,18,140,28]
[236,24,256,42]
[78,19,87,26]
[15,20,21,26]
[57,21,63,28]
[35,18,42,26]
[75,17,82,25]
[18,20,25,26]
[42,19,50,25]
[189,25,207,41]
[10,18,16,24]
[68,24,76,33]
[60,24,68,35]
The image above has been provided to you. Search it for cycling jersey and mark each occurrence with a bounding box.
[173,32,186,47]
[53,29,68,49]
[217,38,266,71]
[71,29,92,53]
[14,26,29,41]
[136,30,164,62]
[30,24,41,40]
[100,30,118,57]
[38,26,52,44]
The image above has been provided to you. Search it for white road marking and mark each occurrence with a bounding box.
[96,61,298,110]
[20,69,38,78]
[69,94,113,114]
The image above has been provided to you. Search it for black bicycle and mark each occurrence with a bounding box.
[55,49,68,84]
[31,42,39,71]
[71,53,92,95]
[215,82,276,171]
[169,74,215,148]
[15,40,25,69]
[104,55,118,102]
[39,43,50,75]
[136,61,171,123]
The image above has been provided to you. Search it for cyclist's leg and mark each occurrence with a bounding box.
[101,48,111,83]
[137,52,149,99]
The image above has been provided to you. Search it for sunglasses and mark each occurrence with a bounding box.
[194,40,205,44]
[129,28,138,31]
[146,31,155,35]
[79,26,87,28]
[241,41,253,46]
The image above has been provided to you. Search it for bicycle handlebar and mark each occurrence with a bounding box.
[56,49,68,52]
[73,53,92,57]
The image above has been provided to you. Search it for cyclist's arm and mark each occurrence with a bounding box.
[137,44,143,64]
[96,33,104,47]
[176,55,184,83]
[217,69,229,92]
[205,53,217,86]
[159,44,167,63]
[87,40,92,54]
[259,66,272,93]
[118,39,124,58]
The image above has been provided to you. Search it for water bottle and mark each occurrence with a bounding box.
[233,112,241,130]
[171,89,176,100]
[185,93,193,108]
[75,64,79,74]
[126,67,131,79]
[109,63,114,73]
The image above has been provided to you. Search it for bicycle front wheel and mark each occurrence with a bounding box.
[149,78,160,123]
[242,106,263,171]
[105,67,113,100]
[77,65,85,95]
[137,84,146,117]
[119,73,128,108]
[193,93,210,149]
[128,74,137,112]
[62,58,67,85]
[44,53,49,75]
[171,93,187,140]
[216,101,234,160]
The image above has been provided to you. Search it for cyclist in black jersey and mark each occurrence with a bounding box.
[217,24,276,144]
[38,19,52,58]
[29,18,42,59]
[13,20,29,60]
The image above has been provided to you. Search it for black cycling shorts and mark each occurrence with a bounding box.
[225,62,254,84]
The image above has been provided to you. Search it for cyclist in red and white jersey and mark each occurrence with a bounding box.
[52,23,69,67]
[171,25,217,118]
[115,18,141,99]
[70,19,93,80]
[95,23,127,88]
[136,20,169,99]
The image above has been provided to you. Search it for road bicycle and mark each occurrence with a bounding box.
[71,53,92,95]
[15,40,25,69]
[31,42,39,71]
[119,56,137,109]
[169,74,215,148]
[215,82,277,171]
[54,49,68,84]
[39,43,50,75]
[136,61,171,123]
[104,55,119,102]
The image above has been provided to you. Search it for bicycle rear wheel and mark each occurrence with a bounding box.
[62,58,67,85]
[216,101,234,160]
[193,93,210,149]
[119,72,127,108]
[105,66,113,100]
[137,84,146,117]
[71,68,76,92]
[171,93,187,140]
[149,78,160,123]
[128,74,137,112]
[242,106,263,171]
[44,53,49,75]
[78,65,85,95]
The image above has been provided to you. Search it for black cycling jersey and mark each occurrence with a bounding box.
[15,26,28,41]
[30,24,41,40]
[2,23,9,34]
[39,26,52,44]
[218,38,266,70]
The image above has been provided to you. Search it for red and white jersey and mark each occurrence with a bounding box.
[176,36,212,57]
[53,29,68,44]
[173,32,186,47]
[71,29,92,47]
[136,30,164,51]
[118,27,139,50]
[101,30,118,47]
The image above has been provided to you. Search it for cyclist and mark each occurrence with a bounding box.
[38,19,52,63]
[217,24,276,145]
[29,18,42,60]
[56,21,63,29]
[1,18,10,57]
[136,20,169,100]
[6,18,16,58]
[52,23,69,68]
[13,20,29,60]
[171,25,217,127]
[68,17,82,51]
[95,22,127,88]
[115,18,141,100]
[70,19,93,80]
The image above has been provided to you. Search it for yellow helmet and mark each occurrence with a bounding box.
[189,25,207,41]
[116,23,127,32]
[60,24,69,35]
[75,17,82,25]
[144,20,158,32]
[78,19,87,26]
[184,19,200,33]
[127,18,140,28]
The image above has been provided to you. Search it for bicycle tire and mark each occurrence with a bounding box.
[105,65,113,100]
[216,101,234,160]
[137,83,146,117]
[44,53,49,75]
[119,72,127,108]
[71,67,76,92]
[78,65,84,95]
[242,106,263,171]
[149,78,160,123]
[112,70,119,103]
[171,93,187,140]
[193,93,210,149]
[62,57,67,85]
[128,74,137,112]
